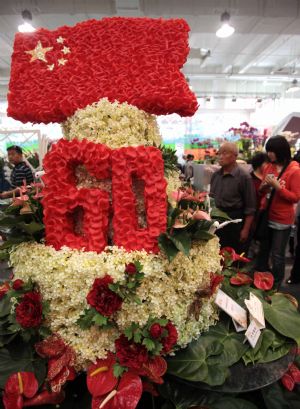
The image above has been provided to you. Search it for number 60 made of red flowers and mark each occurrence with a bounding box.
[42,139,167,254]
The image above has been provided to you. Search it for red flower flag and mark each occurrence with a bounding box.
[8,18,198,124]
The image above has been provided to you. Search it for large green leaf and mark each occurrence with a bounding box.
[0,295,11,318]
[210,397,259,409]
[17,221,44,235]
[261,382,291,409]
[158,234,179,262]
[211,207,231,221]
[0,345,34,388]
[168,230,191,256]
[192,229,215,241]
[263,294,300,346]
[167,322,248,386]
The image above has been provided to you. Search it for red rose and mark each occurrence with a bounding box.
[12,279,24,291]
[253,272,274,291]
[149,323,163,339]
[115,334,148,370]
[230,273,253,286]
[87,276,122,317]
[125,263,137,275]
[0,282,10,300]
[162,322,178,353]
[15,291,42,328]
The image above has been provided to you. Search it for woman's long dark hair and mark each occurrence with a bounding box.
[265,136,291,165]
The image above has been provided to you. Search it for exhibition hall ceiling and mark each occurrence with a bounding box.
[0,0,300,101]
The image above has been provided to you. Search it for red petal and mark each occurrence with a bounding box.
[5,372,38,398]
[142,381,159,396]
[289,364,300,383]
[87,353,117,397]
[23,390,65,407]
[281,372,295,391]
[35,334,66,358]
[93,372,142,409]
[3,393,23,409]
[141,356,167,383]
[253,272,274,290]
[230,273,253,286]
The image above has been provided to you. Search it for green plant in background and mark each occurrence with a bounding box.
[158,144,179,175]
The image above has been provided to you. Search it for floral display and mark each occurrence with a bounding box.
[8,18,197,124]
[62,98,162,148]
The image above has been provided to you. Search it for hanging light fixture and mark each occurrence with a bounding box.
[286,79,300,93]
[18,10,36,33]
[216,11,235,38]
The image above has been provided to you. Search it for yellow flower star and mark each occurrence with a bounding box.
[57,36,65,44]
[58,58,67,66]
[25,41,53,63]
[62,46,71,54]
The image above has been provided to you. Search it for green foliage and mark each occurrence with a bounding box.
[158,145,179,175]
[76,308,110,330]
[113,362,127,378]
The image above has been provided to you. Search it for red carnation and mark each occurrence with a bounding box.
[87,276,122,317]
[253,272,274,291]
[12,279,24,291]
[125,263,137,275]
[149,323,163,339]
[0,282,10,300]
[15,291,43,328]
[162,322,178,353]
[115,334,148,370]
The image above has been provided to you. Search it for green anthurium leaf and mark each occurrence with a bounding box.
[192,229,215,241]
[210,207,232,221]
[0,216,27,226]
[263,294,300,346]
[261,381,291,409]
[158,234,179,262]
[158,380,208,409]
[32,357,47,387]
[17,221,44,235]
[168,230,191,256]
[0,343,34,388]
[0,295,11,318]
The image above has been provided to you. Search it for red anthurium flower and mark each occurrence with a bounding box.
[220,247,250,263]
[142,381,158,396]
[23,390,65,407]
[281,372,295,391]
[140,356,167,384]
[3,392,23,409]
[289,363,300,383]
[87,353,118,397]
[4,372,38,398]
[0,282,10,300]
[253,272,274,291]
[35,334,66,358]
[210,273,224,295]
[92,372,142,409]
[230,273,253,286]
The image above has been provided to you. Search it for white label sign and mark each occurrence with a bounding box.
[215,289,247,329]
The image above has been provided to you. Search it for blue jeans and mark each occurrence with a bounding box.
[255,226,291,288]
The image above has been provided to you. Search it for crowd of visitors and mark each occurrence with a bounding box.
[181,136,300,289]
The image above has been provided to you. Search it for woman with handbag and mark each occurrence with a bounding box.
[255,136,300,289]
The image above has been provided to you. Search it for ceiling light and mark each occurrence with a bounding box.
[286,79,300,93]
[216,11,235,38]
[18,9,36,33]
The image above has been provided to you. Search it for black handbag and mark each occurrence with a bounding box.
[254,164,289,241]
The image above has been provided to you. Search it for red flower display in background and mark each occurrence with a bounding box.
[42,140,167,254]
[220,247,251,264]
[115,335,149,371]
[35,334,76,393]
[230,273,253,286]
[8,18,197,124]
[253,272,274,291]
[87,276,123,317]
[15,291,42,328]
[0,282,10,300]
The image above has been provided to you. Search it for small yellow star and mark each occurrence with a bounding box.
[57,36,65,44]
[25,41,53,63]
[62,46,70,54]
[47,64,54,71]
[58,58,67,66]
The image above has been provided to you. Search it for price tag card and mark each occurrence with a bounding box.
[232,318,247,333]
[245,320,261,348]
[245,293,265,330]
[215,289,247,329]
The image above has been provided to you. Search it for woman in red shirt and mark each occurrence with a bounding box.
[255,136,300,288]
